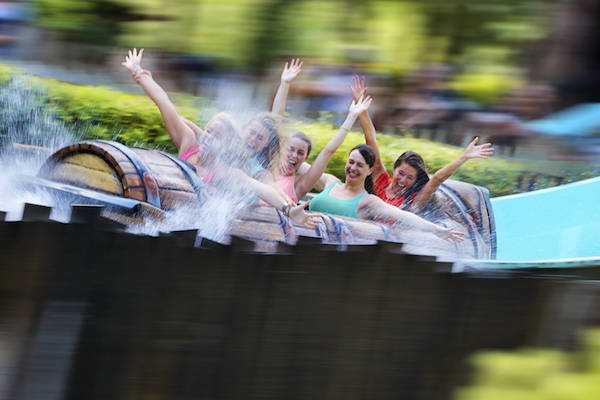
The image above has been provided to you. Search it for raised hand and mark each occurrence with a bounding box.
[289,201,324,229]
[281,58,303,83]
[434,226,465,243]
[462,137,494,160]
[121,48,144,75]
[348,95,373,117]
[350,75,367,102]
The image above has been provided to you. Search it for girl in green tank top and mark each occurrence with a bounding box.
[309,182,366,218]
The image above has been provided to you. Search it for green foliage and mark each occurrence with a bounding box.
[0,67,594,197]
[451,70,522,104]
[288,118,573,197]
[32,0,551,79]
[25,75,211,153]
[455,329,600,400]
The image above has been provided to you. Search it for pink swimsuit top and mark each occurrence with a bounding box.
[179,146,200,162]
[275,175,298,204]
[259,175,298,207]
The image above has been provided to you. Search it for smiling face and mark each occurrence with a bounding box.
[391,162,418,193]
[345,149,372,184]
[282,137,309,175]
[243,120,271,155]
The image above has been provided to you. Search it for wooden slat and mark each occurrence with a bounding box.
[158,190,199,210]
[344,219,387,241]
[48,163,123,195]
[133,148,174,167]
[123,173,143,188]
[237,206,281,224]
[127,187,146,202]
[229,220,285,242]
[62,153,114,173]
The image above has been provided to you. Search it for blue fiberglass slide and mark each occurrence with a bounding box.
[489,176,600,264]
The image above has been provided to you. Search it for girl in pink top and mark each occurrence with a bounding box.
[270,59,371,202]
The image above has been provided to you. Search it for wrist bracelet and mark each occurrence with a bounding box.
[281,204,291,217]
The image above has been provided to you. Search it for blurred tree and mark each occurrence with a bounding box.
[34,0,134,47]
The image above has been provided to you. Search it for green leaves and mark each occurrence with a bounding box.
[456,329,600,400]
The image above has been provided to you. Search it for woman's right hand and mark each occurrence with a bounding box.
[289,201,324,229]
[281,58,303,83]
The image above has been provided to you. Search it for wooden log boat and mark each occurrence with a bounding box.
[34,140,495,259]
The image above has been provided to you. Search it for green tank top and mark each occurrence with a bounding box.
[309,182,366,219]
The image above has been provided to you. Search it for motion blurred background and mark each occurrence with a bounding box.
[2,2,600,400]
[2,0,600,166]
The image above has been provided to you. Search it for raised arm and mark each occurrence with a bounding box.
[357,195,464,242]
[272,58,303,115]
[122,48,196,155]
[294,95,372,199]
[411,137,494,212]
[351,76,386,181]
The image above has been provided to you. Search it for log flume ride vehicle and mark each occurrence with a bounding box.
[26,140,496,259]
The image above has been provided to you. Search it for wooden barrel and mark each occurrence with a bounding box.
[37,140,203,211]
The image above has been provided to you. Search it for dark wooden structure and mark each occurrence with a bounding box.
[0,206,599,400]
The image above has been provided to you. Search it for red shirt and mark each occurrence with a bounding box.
[374,172,417,209]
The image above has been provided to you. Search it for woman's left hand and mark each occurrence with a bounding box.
[350,75,367,102]
[434,226,465,243]
[348,95,373,117]
[462,137,494,160]
[289,201,324,229]
[121,48,144,75]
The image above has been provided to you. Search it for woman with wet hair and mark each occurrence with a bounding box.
[121,48,321,228]
[350,76,494,212]
[308,144,464,242]
[241,112,283,180]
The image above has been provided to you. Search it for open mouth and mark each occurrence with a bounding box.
[395,183,408,193]
[346,170,359,179]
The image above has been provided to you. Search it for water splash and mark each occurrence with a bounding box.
[0,75,267,242]
[0,77,77,220]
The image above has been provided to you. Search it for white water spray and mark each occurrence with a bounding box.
[0,75,273,243]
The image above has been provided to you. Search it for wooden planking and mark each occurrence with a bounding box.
[237,206,281,224]
[158,190,199,210]
[344,219,388,241]
[133,148,175,168]
[61,153,114,174]
[48,163,123,195]
[127,187,146,202]
[151,167,193,192]
[229,219,285,242]
[123,173,143,188]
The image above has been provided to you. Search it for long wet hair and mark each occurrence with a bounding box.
[250,112,283,172]
[205,112,242,167]
[350,144,376,194]
[393,151,430,194]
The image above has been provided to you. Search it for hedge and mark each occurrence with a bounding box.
[0,66,596,197]
[455,329,600,400]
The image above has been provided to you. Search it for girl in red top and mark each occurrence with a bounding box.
[351,76,494,212]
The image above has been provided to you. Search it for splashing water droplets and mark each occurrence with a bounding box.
[0,77,265,242]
